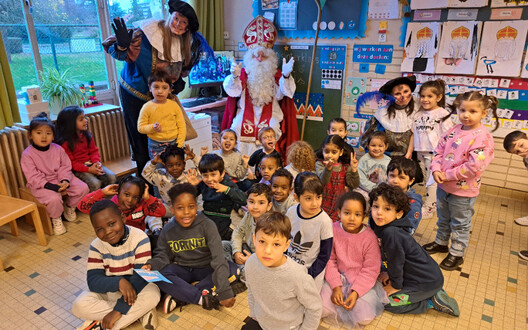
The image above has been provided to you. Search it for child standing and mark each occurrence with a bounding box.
[144,183,238,312]
[387,157,423,235]
[55,106,116,192]
[244,212,322,330]
[321,192,387,328]
[411,80,453,219]
[503,131,528,260]
[286,172,333,290]
[327,117,355,157]
[185,154,247,240]
[369,183,459,316]
[259,153,282,186]
[357,131,391,197]
[142,144,187,216]
[21,113,89,235]
[315,135,360,221]
[137,70,186,158]
[285,140,316,180]
[72,200,160,330]
[270,168,297,214]
[248,127,283,181]
[423,92,497,271]
[78,176,166,234]
[225,183,273,268]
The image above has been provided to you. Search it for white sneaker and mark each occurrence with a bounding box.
[63,205,77,221]
[141,308,158,329]
[52,217,67,235]
[421,206,435,219]
[514,215,528,226]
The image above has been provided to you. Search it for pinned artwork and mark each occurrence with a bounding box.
[294,92,324,121]
[436,21,482,75]
[491,0,528,7]
[448,0,487,7]
[401,22,441,73]
[520,49,528,78]
[476,21,528,77]
[410,0,448,10]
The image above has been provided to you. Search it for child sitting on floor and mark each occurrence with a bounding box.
[243,212,322,330]
[248,127,283,181]
[78,176,166,236]
[223,183,272,270]
[270,168,297,214]
[259,153,282,186]
[142,144,188,217]
[321,191,387,328]
[143,183,241,313]
[285,140,316,180]
[327,117,355,157]
[72,200,160,330]
[21,112,89,235]
[369,183,459,316]
[386,157,423,235]
[185,154,247,240]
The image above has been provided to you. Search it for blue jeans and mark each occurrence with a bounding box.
[435,187,476,257]
[147,138,176,159]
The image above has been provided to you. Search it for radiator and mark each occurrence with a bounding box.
[85,110,131,163]
[0,108,130,199]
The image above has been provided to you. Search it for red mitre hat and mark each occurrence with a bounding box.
[243,16,277,49]
[497,26,517,40]
[451,26,470,39]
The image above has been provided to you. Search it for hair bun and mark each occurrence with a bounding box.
[35,112,49,119]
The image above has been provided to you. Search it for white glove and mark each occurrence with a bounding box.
[230,62,242,78]
[282,58,294,77]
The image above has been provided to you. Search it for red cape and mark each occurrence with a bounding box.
[222,69,299,161]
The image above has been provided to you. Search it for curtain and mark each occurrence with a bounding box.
[189,0,225,50]
[0,31,20,129]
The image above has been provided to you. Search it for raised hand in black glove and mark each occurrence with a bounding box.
[111,17,133,49]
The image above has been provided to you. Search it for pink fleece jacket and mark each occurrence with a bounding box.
[430,124,494,198]
[324,222,381,297]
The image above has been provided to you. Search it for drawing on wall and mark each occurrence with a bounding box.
[410,0,448,10]
[491,0,528,7]
[476,21,528,77]
[401,22,441,74]
[345,77,367,106]
[294,92,324,121]
[448,0,488,7]
[520,49,528,78]
[436,21,481,75]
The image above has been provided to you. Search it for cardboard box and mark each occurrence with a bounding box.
[18,100,49,115]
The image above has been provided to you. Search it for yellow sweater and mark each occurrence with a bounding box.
[137,99,186,146]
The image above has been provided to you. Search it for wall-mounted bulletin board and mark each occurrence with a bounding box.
[399,2,528,137]
[253,0,368,40]
[274,43,346,149]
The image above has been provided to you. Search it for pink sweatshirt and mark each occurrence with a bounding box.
[324,222,381,297]
[430,124,494,198]
[21,143,73,189]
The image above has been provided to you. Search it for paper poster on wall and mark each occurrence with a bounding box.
[520,51,528,78]
[401,22,441,73]
[411,0,448,10]
[345,77,367,106]
[278,0,298,30]
[448,0,487,7]
[491,0,528,7]
[476,21,528,77]
[368,0,400,20]
[294,92,324,121]
[436,21,481,75]
[262,0,279,10]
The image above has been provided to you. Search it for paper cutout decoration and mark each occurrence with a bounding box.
[491,0,528,7]
[345,77,367,106]
[448,0,487,7]
[436,21,481,75]
[401,22,441,73]
[476,21,528,77]
[410,0,448,10]
[294,92,324,121]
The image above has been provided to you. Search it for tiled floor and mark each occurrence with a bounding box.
[1,185,527,330]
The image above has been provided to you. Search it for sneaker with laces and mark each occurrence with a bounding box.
[431,289,460,316]
[162,294,177,314]
[421,206,435,219]
[519,250,528,261]
[63,205,77,221]
[514,215,528,226]
[52,217,67,235]
[201,290,220,310]
[141,308,158,329]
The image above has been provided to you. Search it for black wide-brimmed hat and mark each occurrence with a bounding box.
[168,0,199,33]
[379,75,416,95]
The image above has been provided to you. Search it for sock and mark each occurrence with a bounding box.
[198,296,203,305]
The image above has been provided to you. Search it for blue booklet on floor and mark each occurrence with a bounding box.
[134,269,172,283]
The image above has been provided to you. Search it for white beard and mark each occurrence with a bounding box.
[415,39,430,58]
[495,38,516,62]
[244,48,278,107]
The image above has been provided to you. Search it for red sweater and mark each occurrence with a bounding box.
[78,189,166,231]
[61,134,101,172]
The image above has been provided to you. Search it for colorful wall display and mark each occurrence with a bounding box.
[436,21,482,75]
[401,22,441,73]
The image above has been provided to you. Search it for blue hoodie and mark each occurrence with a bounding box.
[369,216,443,292]
[405,188,423,235]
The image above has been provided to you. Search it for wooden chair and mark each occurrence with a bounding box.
[0,174,47,270]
